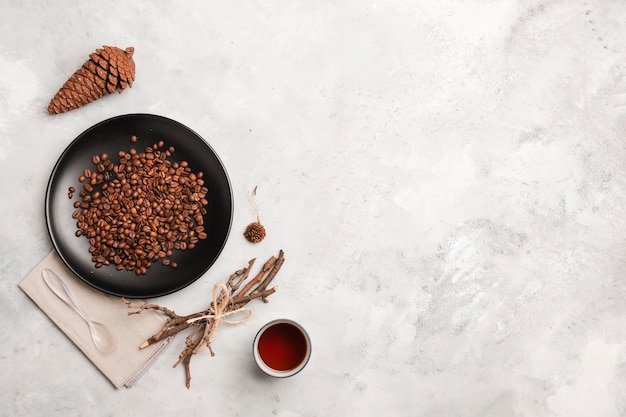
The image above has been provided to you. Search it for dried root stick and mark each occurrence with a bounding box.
[122,250,286,389]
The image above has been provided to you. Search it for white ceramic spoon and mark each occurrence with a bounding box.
[42,268,118,354]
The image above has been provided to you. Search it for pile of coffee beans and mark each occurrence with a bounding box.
[70,138,208,275]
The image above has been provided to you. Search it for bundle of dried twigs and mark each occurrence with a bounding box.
[123,249,285,388]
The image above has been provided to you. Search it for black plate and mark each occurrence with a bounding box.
[45,114,233,298]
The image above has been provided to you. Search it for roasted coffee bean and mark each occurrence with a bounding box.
[72,136,209,274]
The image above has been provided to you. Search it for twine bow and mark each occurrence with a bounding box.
[186,282,252,328]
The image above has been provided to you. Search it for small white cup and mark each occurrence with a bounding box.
[253,319,311,378]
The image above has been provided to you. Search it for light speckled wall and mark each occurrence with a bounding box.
[2,1,626,415]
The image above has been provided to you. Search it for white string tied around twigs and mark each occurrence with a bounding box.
[186,282,252,328]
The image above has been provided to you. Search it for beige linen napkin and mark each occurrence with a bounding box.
[19,251,172,388]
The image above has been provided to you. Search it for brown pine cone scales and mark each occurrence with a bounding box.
[47,45,136,114]
[244,222,266,243]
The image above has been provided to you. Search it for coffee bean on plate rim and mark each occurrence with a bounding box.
[67,136,208,275]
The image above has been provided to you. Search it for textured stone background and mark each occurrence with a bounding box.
[1,1,626,415]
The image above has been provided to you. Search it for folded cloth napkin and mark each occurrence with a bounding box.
[18,250,172,388]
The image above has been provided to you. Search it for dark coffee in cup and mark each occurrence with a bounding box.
[253,319,311,377]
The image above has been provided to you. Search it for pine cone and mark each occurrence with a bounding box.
[244,222,266,243]
[47,45,136,114]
